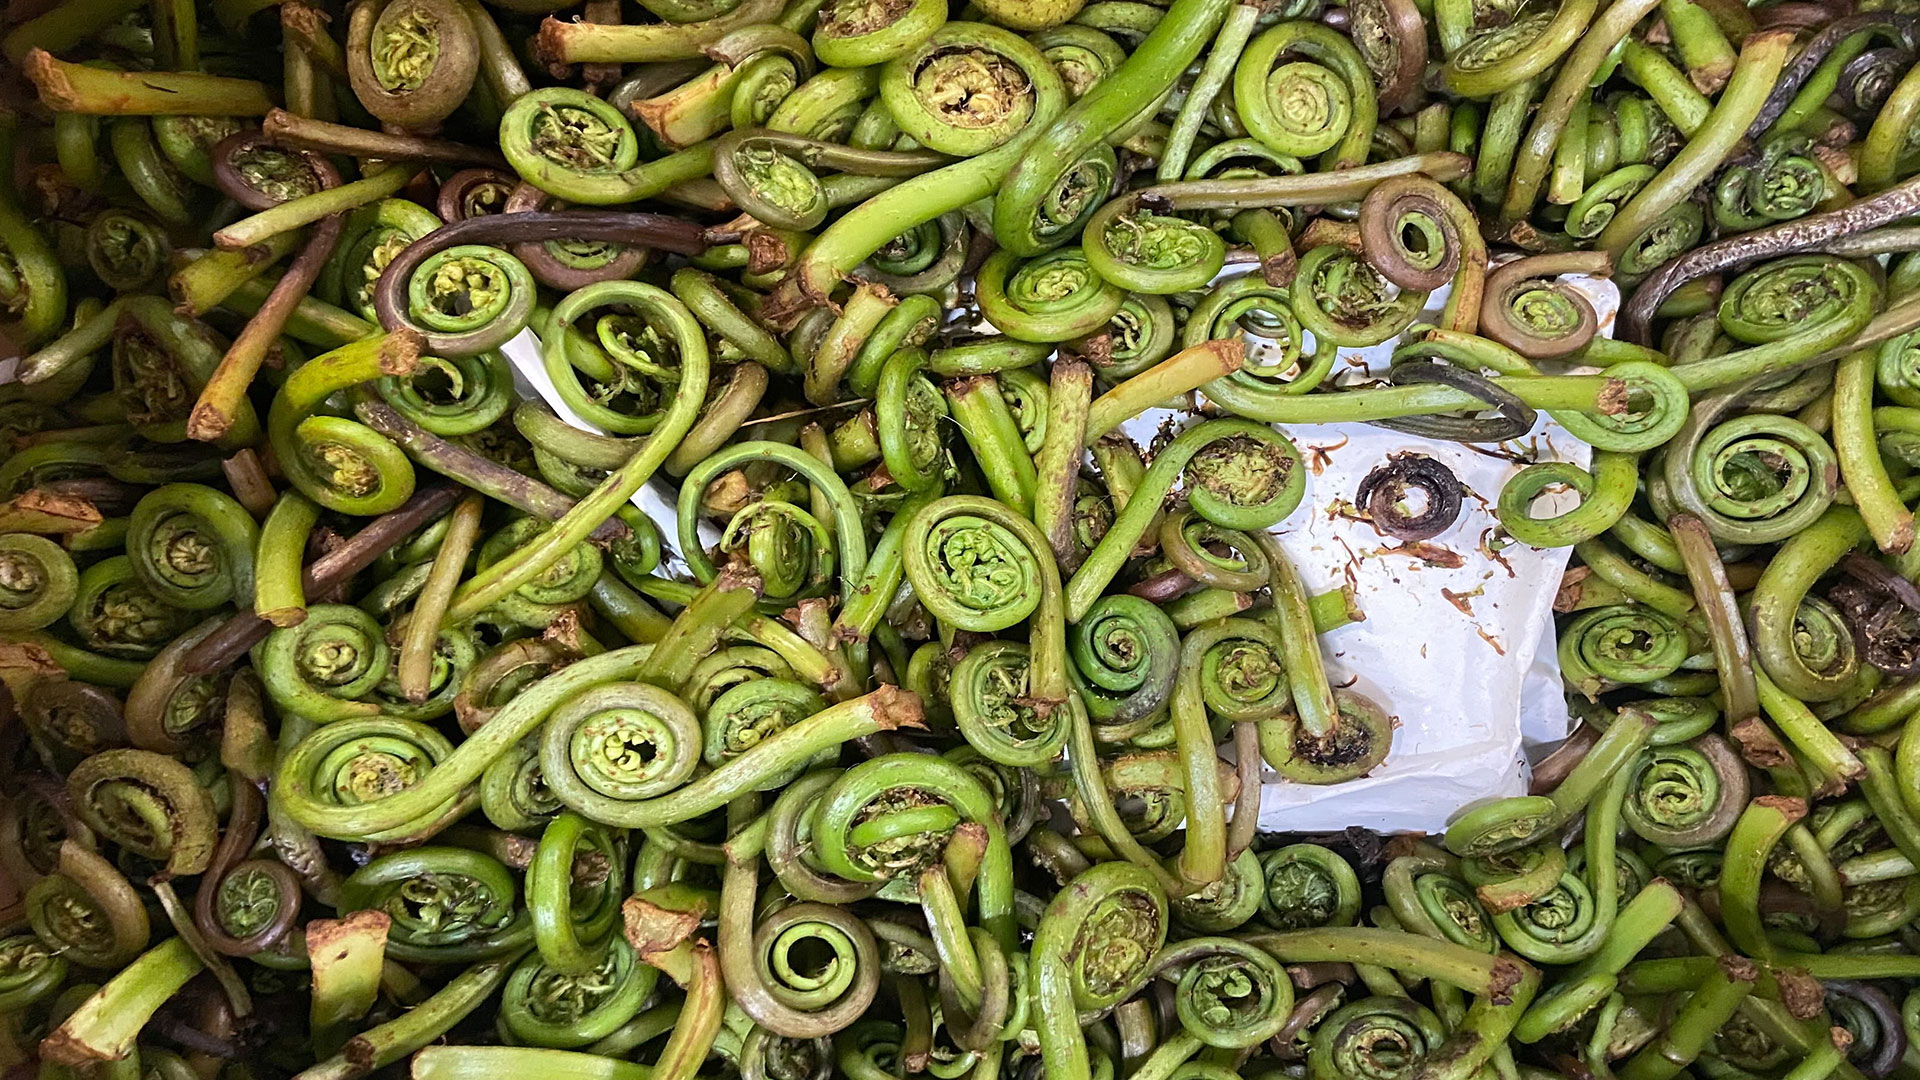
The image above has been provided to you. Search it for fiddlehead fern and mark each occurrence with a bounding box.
[950,639,1071,766]
[1307,996,1450,1080]
[1751,508,1866,702]
[873,20,1056,154]
[1557,603,1692,698]
[1184,617,1292,723]
[500,89,713,205]
[903,494,1062,636]
[718,501,836,603]
[1354,455,1463,542]
[84,210,172,293]
[25,840,151,968]
[346,0,480,130]
[501,936,656,1048]
[527,810,625,970]
[1065,750,1221,850]
[539,683,704,817]
[193,780,302,957]
[1441,0,1595,97]
[1384,847,1500,952]
[542,280,708,437]
[438,169,518,223]
[338,846,531,961]
[1156,937,1295,1049]
[480,735,563,832]
[476,516,604,626]
[1292,244,1427,348]
[1256,532,1393,784]
[1259,844,1363,930]
[812,752,1014,947]
[1187,277,1328,411]
[390,245,538,358]
[769,23,1063,318]
[257,604,393,722]
[766,771,885,905]
[1172,847,1266,932]
[270,333,421,516]
[376,350,515,437]
[0,932,67,1012]
[683,646,798,715]
[1661,403,1838,546]
[1463,841,1567,913]
[123,618,231,758]
[114,297,259,449]
[1490,870,1602,963]
[1670,254,1880,393]
[1712,137,1827,230]
[0,775,90,889]
[1033,24,1128,99]
[322,199,444,323]
[865,213,969,297]
[704,680,831,789]
[1497,452,1637,548]
[127,484,258,612]
[1083,197,1227,295]
[738,1027,835,1080]
[872,347,952,493]
[733,895,884,1038]
[0,533,79,632]
[1070,594,1180,731]
[1619,735,1748,847]
[1082,294,1179,379]
[275,715,465,844]
[67,557,197,661]
[976,248,1127,343]
[1234,21,1376,166]
[715,130,947,232]
[677,442,867,598]
[1359,174,1486,332]
[1031,862,1168,1080]
[22,681,127,772]
[1478,253,1605,359]
[1566,164,1656,241]
[458,638,569,733]
[1067,419,1305,620]
[66,748,218,877]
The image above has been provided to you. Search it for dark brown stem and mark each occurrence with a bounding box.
[1128,565,1195,603]
[262,110,510,168]
[352,398,629,544]
[579,0,624,92]
[1284,962,1359,989]
[189,211,346,444]
[1622,168,1920,343]
[1746,14,1920,136]
[503,184,649,289]
[222,450,277,517]
[1227,720,1261,859]
[1528,723,1600,794]
[148,1015,245,1060]
[180,484,463,674]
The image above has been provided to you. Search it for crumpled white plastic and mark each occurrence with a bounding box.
[498,270,1619,835]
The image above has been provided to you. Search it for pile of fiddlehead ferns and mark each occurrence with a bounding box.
[6,0,1920,1079]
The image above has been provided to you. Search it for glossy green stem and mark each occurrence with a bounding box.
[1597,31,1794,262]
